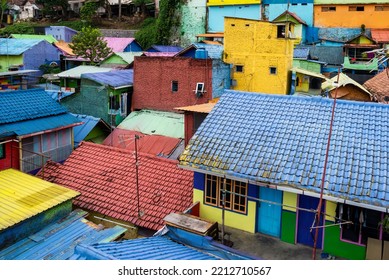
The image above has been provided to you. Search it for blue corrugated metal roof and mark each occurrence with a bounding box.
[0,210,127,260]
[0,113,81,137]
[177,43,224,59]
[0,89,67,125]
[293,47,310,59]
[179,90,389,208]
[149,45,183,52]
[0,39,43,55]
[72,114,109,147]
[81,69,133,88]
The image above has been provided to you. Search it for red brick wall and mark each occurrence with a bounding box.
[133,57,213,112]
[0,140,20,171]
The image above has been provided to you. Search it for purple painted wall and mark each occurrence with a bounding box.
[23,41,61,75]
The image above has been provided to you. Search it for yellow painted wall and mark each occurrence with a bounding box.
[314,4,389,28]
[296,73,310,92]
[223,18,294,95]
[207,0,260,6]
[282,192,297,212]
[325,200,337,222]
[194,189,256,233]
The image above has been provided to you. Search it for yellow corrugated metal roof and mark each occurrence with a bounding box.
[175,102,217,113]
[291,67,328,80]
[0,169,80,231]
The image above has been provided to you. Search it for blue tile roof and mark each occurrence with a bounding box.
[179,90,389,208]
[0,89,67,124]
[0,39,43,55]
[0,210,126,260]
[81,69,133,88]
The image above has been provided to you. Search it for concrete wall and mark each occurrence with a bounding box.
[46,27,77,42]
[133,56,213,112]
[207,4,261,32]
[314,4,389,28]
[180,0,207,47]
[212,60,231,99]
[0,55,22,73]
[23,41,61,75]
[223,17,294,95]
[0,140,20,171]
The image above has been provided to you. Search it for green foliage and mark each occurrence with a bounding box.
[380,215,389,234]
[37,0,69,17]
[0,0,7,24]
[70,26,112,65]
[80,2,99,23]
[155,0,182,45]
[134,17,157,50]
[0,23,35,37]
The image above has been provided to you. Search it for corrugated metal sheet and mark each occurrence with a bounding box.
[175,102,216,113]
[371,29,389,43]
[308,46,344,65]
[102,129,182,158]
[110,52,143,63]
[54,41,75,56]
[72,114,104,147]
[149,45,183,52]
[0,39,42,55]
[291,67,328,80]
[142,52,177,57]
[177,43,224,60]
[179,90,389,208]
[118,110,184,138]
[74,236,219,260]
[0,89,67,124]
[0,169,80,231]
[0,113,82,137]
[12,34,58,44]
[322,73,372,95]
[0,209,126,260]
[56,66,112,79]
[81,69,133,88]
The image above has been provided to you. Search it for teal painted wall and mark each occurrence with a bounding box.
[180,0,207,47]
[281,210,296,244]
[293,60,322,73]
[323,221,366,260]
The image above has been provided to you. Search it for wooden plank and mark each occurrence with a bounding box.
[164,213,215,235]
[365,237,382,260]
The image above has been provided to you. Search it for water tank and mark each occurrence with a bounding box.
[195,48,208,59]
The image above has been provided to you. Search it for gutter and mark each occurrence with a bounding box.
[178,164,389,214]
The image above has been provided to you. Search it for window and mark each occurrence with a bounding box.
[109,94,120,114]
[120,93,128,116]
[375,5,389,11]
[321,6,336,12]
[270,67,277,75]
[171,81,178,92]
[235,65,244,72]
[337,204,388,245]
[205,175,248,214]
[195,82,205,94]
[349,6,364,11]
[0,144,4,159]
[277,25,285,38]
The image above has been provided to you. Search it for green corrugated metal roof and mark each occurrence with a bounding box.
[11,34,58,44]
[0,169,80,231]
[117,110,184,138]
[315,0,389,4]
[56,66,112,79]
[102,52,143,65]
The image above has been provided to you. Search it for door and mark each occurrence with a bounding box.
[257,187,282,237]
[297,195,324,248]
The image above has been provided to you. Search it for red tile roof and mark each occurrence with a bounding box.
[363,70,389,103]
[38,142,193,231]
[102,129,181,157]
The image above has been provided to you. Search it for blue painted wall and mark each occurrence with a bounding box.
[23,41,61,75]
[46,26,77,42]
[262,2,314,26]
[318,28,369,45]
[124,42,143,52]
[208,5,261,32]
[211,60,231,99]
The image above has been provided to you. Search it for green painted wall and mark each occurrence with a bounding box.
[281,210,296,244]
[293,60,321,74]
[101,55,126,65]
[84,126,110,144]
[323,221,366,260]
[0,55,22,72]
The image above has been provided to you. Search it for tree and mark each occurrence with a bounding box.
[134,0,153,17]
[80,2,99,23]
[69,27,112,65]
[0,0,7,26]
[37,0,69,18]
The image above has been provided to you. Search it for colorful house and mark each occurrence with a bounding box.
[290,67,328,96]
[45,26,78,42]
[0,39,61,73]
[363,70,389,104]
[146,45,183,53]
[313,0,389,28]
[175,43,231,99]
[72,114,112,147]
[293,46,326,74]
[60,69,133,126]
[104,37,142,52]
[207,0,261,32]
[179,90,389,260]
[39,141,194,234]
[11,34,58,44]
[321,72,372,101]
[99,52,143,69]
[223,17,294,94]
[262,0,313,26]
[272,10,308,44]
[132,56,213,112]
[0,168,80,249]
[0,89,81,173]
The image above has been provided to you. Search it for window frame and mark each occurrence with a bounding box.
[375,5,389,11]
[0,143,5,159]
[349,6,364,12]
[235,65,244,73]
[321,6,336,12]
[171,80,179,92]
[205,175,248,214]
[269,67,277,75]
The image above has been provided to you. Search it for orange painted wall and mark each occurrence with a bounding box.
[314,4,389,28]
